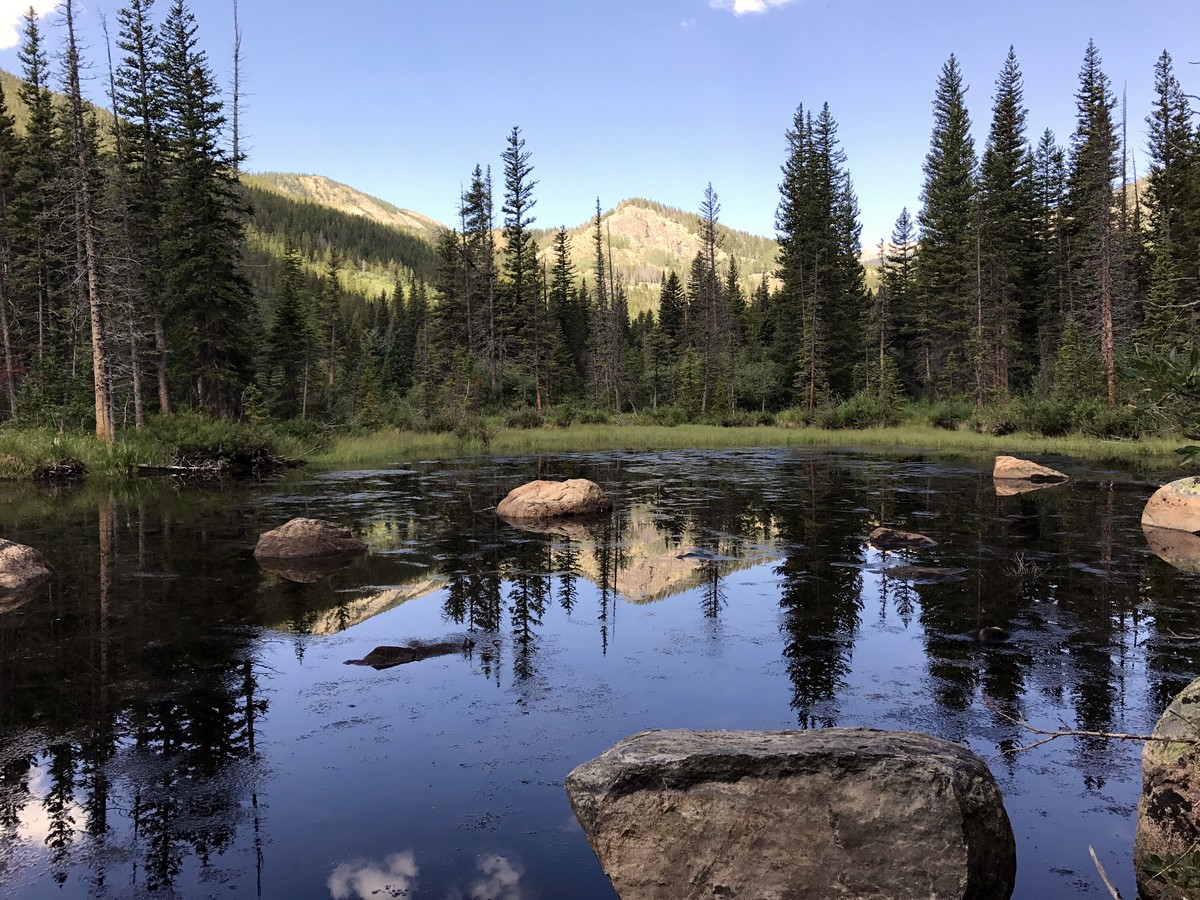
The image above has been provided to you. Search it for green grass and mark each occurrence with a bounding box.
[0,418,1185,482]
[308,422,1187,472]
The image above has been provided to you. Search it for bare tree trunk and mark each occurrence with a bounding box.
[0,258,18,418]
[65,0,114,441]
[232,0,242,175]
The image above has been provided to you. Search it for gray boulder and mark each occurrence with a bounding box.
[0,538,52,599]
[1135,676,1200,898]
[254,517,367,560]
[565,728,1015,900]
[497,479,612,520]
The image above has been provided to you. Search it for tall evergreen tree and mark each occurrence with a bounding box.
[114,0,169,413]
[1143,50,1200,348]
[500,127,540,404]
[978,47,1039,396]
[913,54,978,397]
[62,0,115,441]
[159,0,255,414]
[776,102,867,406]
[0,81,20,418]
[1065,40,1121,405]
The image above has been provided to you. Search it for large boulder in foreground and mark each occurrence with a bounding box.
[1136,676,1200,899]
[993,455,1068,484]
[565,728,1016,900]
[0,538,52,598]
[497,479,611,520]
[254,517,367,561]
[1142,477,1200,534]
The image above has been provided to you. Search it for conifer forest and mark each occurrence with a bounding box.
[1,1,1198,443]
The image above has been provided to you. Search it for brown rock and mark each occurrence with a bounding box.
[1142,477,1200,534]
[566,728,1015,900]
[254,517,367,560]
[992,455,1068,483]
[344,638,470,670]
[1143,524,1200,574]
[0,539,52,597]
[869,526,937,551]
[497,479,612,520]
[1136,676,1200,898]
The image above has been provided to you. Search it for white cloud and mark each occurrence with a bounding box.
[0,1,59,51]
[328,851,419,900]
[709,0,796,14]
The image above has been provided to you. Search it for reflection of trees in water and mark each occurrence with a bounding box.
[0,493,268,894]
[775,461,866,728]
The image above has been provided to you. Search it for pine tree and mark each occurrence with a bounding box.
[0,81,20,418]
[978,47,1039,396]
[882,208,919,390]
[263,247,313,419]
[1143,50,1199,348]
[500,127,539,404]
[775,102,867,406]
[114,0,170,413]
[914,54,978,397]
[1065,40,1121,405]
[159,0,255,415]
[62,0,115,441]
[1032,129,1069,385]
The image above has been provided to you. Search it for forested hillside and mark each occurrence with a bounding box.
[0,1,1195,441]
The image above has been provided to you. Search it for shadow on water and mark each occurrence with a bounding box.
[1,449,1198,897]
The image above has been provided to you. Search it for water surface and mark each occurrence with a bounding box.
[1,447,1197,898]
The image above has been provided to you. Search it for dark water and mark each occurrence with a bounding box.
[1,447,1197,899]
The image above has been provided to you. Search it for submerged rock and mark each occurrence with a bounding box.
[0,539,52,598]
[565,727,1016,900]
[497,479,612,520]
[344,638,472,670]
[1136,676,1200,899]
[879,565,967,584]
[992,455,1069,484]
[869,526,937,551]
[254,517,367,561]
[1142,477,1200,534]
[978,626,1011,643]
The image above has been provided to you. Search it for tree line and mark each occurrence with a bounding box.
[0,5,1196,437]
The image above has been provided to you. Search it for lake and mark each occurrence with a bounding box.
[1,447,1197,898]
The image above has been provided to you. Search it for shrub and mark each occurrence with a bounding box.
[926,399,973,430]
[576,407,613,425]
[504,407,542,430]
[1014,397,1074,437]
[969,405,1018,436]
[776,406,815,428]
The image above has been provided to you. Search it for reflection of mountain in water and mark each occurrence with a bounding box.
[567,506,778,604]
[263,574,448,635]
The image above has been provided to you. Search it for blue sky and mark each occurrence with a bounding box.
[0,0,1197,249]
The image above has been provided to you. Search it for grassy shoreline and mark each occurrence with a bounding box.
[307,423,1187,473]
[0,420,1188,482]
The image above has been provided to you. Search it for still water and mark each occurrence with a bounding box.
[1,447,1197,898]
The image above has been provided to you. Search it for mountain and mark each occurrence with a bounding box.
[535,198,780,318]
[244,172,445,243]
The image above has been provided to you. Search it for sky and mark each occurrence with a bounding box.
[0,0,1197,248]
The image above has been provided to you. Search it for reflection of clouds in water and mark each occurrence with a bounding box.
[459,854,529,900]
[328,851,418,899]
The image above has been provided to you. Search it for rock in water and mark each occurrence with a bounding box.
[0,539,52,597]
[254,517,367,560]
[565,728,1016,900]
[868,526,937,551]
[992,455,1069,483]
[1136,676,1200,899]
[497,479,612,520]
[1142,477,1200,534]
